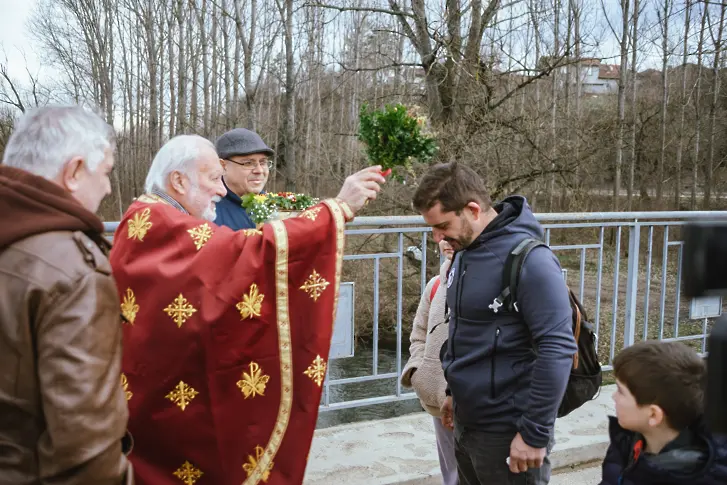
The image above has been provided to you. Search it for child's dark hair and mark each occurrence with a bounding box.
[613,340,706,430]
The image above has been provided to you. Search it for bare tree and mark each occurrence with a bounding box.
[548,0,560,211]
[674,0,691,209]
[613,0,630,210]
[277,0,297,190]
[626,0,641,210]
[692,1,708,209]
[704,1,726,209]
[655,0,674,206]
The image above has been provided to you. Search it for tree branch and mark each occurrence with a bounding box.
[0,62,26,113]
[304,2,414,18]
[336,61,422,72]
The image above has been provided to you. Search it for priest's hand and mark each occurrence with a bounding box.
[336,165,386,213]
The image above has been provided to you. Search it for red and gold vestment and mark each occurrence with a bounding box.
[110,194,352,485]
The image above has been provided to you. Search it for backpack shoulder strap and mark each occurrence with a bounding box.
[430,277,441,303]
[490,237,549,313]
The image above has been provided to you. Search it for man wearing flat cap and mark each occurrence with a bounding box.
[214,128,274,230]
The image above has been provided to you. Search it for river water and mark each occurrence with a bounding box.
[315,344,425,429]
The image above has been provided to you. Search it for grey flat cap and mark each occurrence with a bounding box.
[215,128,274,159]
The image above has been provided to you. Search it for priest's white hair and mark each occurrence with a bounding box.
[2,105,115,180]
[144,134,216,193]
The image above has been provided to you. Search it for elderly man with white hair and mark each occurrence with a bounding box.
[0,105,133,484]
[109,133,386,485]
[141,134,227,221]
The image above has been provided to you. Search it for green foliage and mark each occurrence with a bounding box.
[358,103,438,181]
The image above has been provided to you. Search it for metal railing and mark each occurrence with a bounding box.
[104,211,727,414]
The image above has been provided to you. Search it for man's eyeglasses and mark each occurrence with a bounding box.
[223,158,274,170]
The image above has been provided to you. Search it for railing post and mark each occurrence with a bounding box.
[624,222,641,348]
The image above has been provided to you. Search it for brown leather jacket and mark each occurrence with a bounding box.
[0,166,133,484]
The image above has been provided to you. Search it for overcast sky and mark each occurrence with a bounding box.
[0,0,670,91]
[0,0,42,80]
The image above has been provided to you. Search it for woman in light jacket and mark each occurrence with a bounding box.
[401,240,456,485]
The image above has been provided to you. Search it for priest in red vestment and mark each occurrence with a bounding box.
[109,134,385,485]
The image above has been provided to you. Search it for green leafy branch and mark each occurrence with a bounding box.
[358,103,438,181]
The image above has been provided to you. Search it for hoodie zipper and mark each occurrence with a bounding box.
[445,253,466,370]
[490,327,500,398]
[452,262,466,361]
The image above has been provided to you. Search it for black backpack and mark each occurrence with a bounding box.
[492,237,602,418]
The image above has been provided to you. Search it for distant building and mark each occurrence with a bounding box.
[553,58,620,95]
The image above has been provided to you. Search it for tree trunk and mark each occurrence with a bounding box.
[168,5,176,139]
[627,0,639,210]
[656,0,671,207]
[211,2,219,132]
[612,0,630,211]
[674,0,691,209]
[692,2,707,210]
[704,2,726,209]
[198,0,210,136]
[612,0,629,211]
[222,0,232,129]
[189,3,199,130]
[176,0,187,134]
[573,0,582,191]
[282,0,296,190]
[145,0,159,154]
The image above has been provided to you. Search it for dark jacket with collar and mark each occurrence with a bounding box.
[443,195,577,448]
[214,179,256,230]
[600,415,727,485]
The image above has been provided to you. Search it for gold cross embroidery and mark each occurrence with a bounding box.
[304,355,327,387]
[121,373,132,401]
[236,361,270,399]
[187,223,213,250]
[127,208,153,241]
[166,381,198,411]
[236,283,264,320]
[299,207,321,221]
[164,294,197,328]
[299,270,330,302]
[242,445,273,482]
[120,288,139,324]
[173,460,203,485]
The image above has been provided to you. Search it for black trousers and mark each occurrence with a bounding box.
[453,425,554,485]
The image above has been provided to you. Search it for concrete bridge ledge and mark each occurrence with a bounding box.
[303,385,616,484]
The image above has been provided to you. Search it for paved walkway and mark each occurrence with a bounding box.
[304,385,615,484]
[551,465,601,484]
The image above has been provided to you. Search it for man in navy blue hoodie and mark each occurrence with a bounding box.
[412,162,577,485]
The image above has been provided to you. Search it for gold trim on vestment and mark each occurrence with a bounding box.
[136,193,164,205]
[242,220,292,484]
[322,199,346,336]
